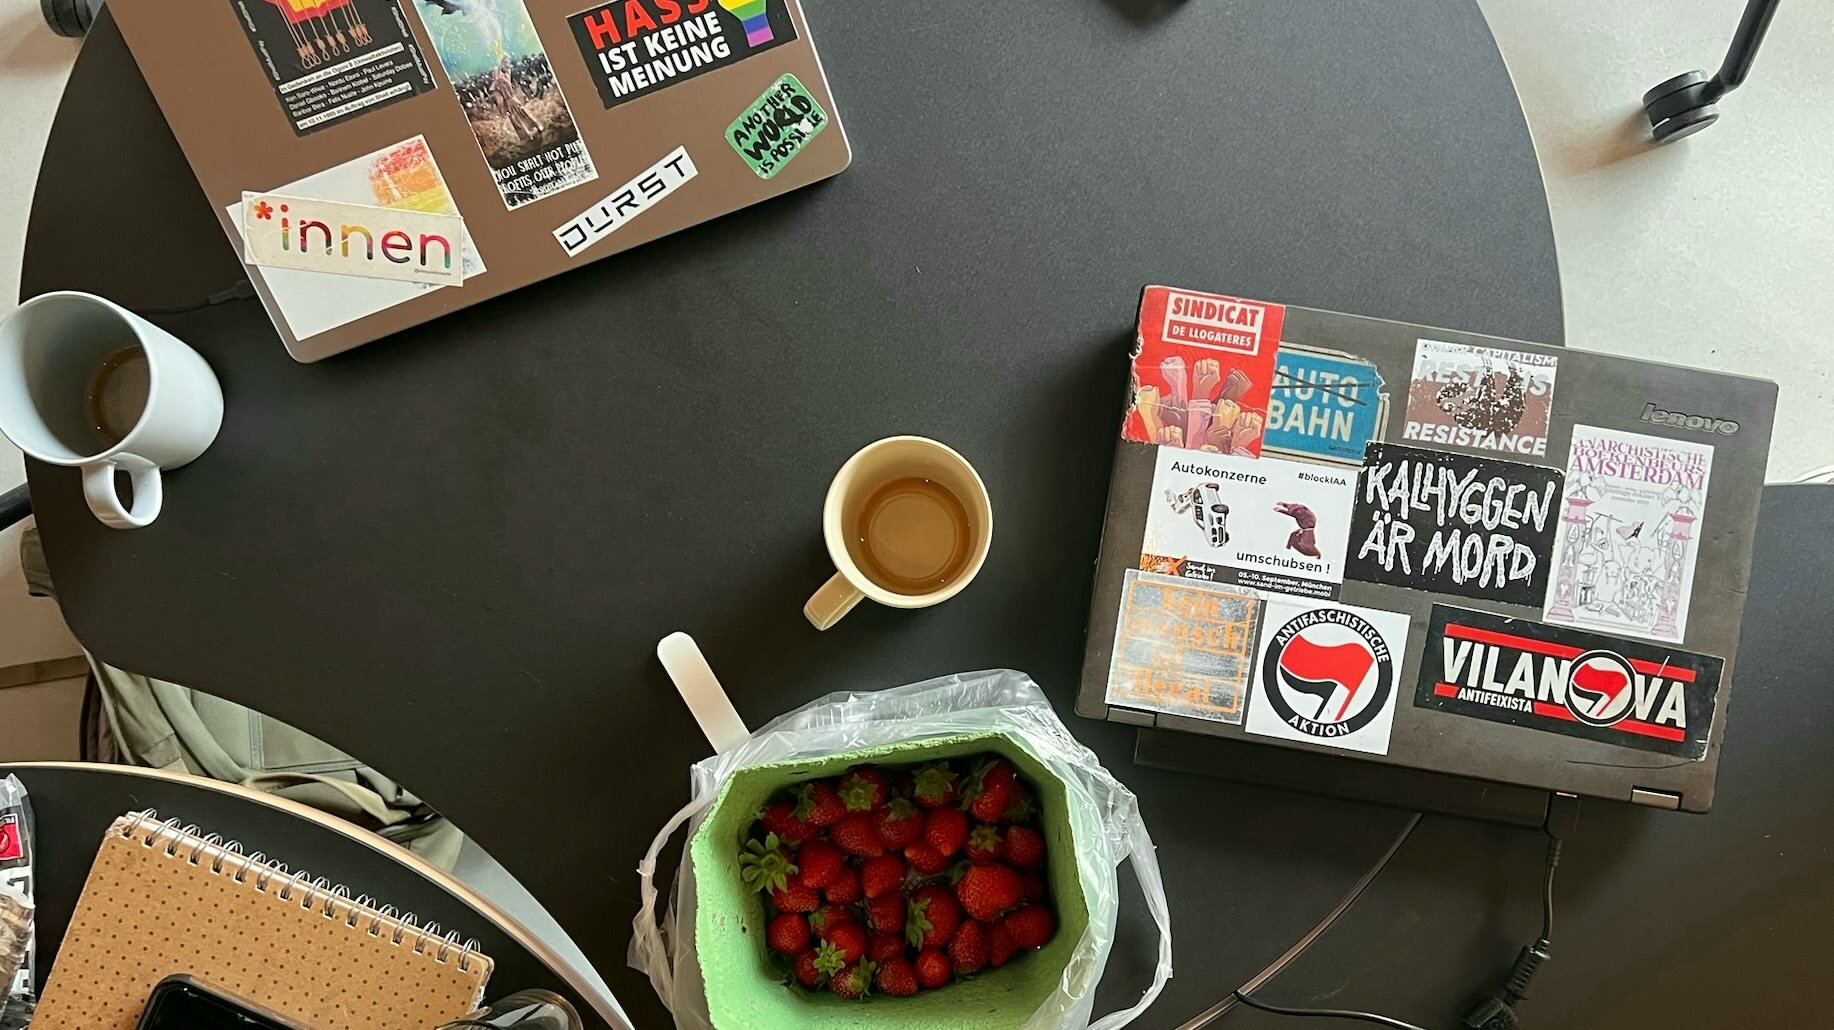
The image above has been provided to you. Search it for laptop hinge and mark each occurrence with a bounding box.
[1630,787,1682,810]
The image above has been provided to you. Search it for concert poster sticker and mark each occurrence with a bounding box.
[566,0,798,110]
[1346,443,1564,606]
[1141,447,1355,600]
[1544,426,1713,644]
[1122,287,1284,458]
[1403,339,1558,457]
[407,0,598,210]
[1244,596,1411,756]
[1264,344,1389,466]
[226,135,486,339]
[727,74,829,179]
[1416,605,1722,760]
[1103,569,1263,725]
[230,0,435,134]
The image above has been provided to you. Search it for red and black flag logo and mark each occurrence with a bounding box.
[1260,607,1394,740]
[1415,605,1723,760]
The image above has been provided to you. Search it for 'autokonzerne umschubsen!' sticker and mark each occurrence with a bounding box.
[1416,606,1722,760]
[1245,596,1412,756]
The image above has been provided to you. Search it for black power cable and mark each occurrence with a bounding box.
[129,280,257,316]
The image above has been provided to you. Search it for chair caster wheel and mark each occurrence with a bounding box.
[1643,70,1721,144]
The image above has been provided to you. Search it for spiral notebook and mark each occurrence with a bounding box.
[32,811,493,1029]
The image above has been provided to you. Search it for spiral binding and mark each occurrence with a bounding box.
[119,809,484,972]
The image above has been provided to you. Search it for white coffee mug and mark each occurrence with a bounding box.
[804,436,994,630]
[0,291,224,529]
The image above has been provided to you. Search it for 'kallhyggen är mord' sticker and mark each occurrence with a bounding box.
[1416,605,1722,760]
[1543,425,1712,645]
[1142,448,1355,600]
[1264,344,1389,466]
[1244,596,1411,756]
[727,74,829,179]
[1104,569,1262,725]
[1404,339,1558,457]
[1345,443,1564,607]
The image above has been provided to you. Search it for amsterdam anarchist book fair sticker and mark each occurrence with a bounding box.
[1346,443,1563,608]
[1244,596,1412,756]
[1417,606,1722,760]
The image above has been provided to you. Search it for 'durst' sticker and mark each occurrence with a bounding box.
[1416,606,1722,760]
[1543,426,1712,644]
[727,74,828,179]
[1345,443,1563,607]
[1142,447,1355,599]
[1245,596,1410,756]
[567,0,798,110]
[1103,569,1262,724]
[553,146,699,257]
[1403,339,1558,457]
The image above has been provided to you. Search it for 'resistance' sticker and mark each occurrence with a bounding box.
[1403,339,1558,457]
[1415,605,1722,760]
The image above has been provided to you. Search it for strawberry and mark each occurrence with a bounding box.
[910,761,960,808]
[876,956,920,997]
[1020,873,1047,902]
[796,839,845,889]
[1004,826,1045,869]
[812,939,848,978]
[767,912,810,955]
[861,854,907,899]
[739,833,797,894]
[838,766,889,811]
[829,961,877,999]
[915,948,952,989]
[955,863,1022,922]
[1001,788,1035,825]
[905,842,949,876]
[794,780,846,828]
[905,885,961,951]
[824,866,861,905]
[770,871,820,913]
[924,806,969,857]
[866,892,906,935]
[867,933,905,964]
[875,798,925,849]
[964,758,1018,823]
[810,904,855,935]
[824,921,868,965]
[792,948,824,987]
[965,824,1004,863]
[988,920,1017,968]
[760,801,814,845]
[948,919,989,974]
[1003,904,1055,950]
[831,811,886,858]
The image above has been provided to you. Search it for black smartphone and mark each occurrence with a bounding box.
[136,974,308,1030]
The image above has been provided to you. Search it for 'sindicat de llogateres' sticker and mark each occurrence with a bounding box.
[1263,344,1389,466]
[1104,569,1262,725]
[1544,425,1713,645]
[1416,605,1722,761]
[727,74,829,179]
[1124,287,1284,458]
[553,145,699,257]
[1141,447,1355,601]
[567,0,799,110]
[405,0,598,210]
[1244,596,1412,757]
[1403,339,1558,458]
[230,0,435,135]
[1345,442,1564,608]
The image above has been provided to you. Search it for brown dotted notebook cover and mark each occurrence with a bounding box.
[33,812,493,1029]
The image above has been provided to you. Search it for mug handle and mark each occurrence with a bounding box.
[82,457,162,529]
[803,572,863,631]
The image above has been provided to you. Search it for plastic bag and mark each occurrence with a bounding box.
[0,774,36,1030]
[630,669,1172,1030]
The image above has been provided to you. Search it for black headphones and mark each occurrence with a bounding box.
[1644,0,1781,143]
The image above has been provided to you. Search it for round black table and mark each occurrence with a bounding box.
[1,763,626,1028]
[11,1,1669,1026]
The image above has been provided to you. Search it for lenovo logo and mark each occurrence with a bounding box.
[1639,403,1739,435]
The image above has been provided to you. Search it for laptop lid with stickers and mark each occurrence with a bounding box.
[1077,288,1777,814]
[109,0,849,361]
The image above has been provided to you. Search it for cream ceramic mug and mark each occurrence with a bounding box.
[0,292,224,529]
[804,436,993,630]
